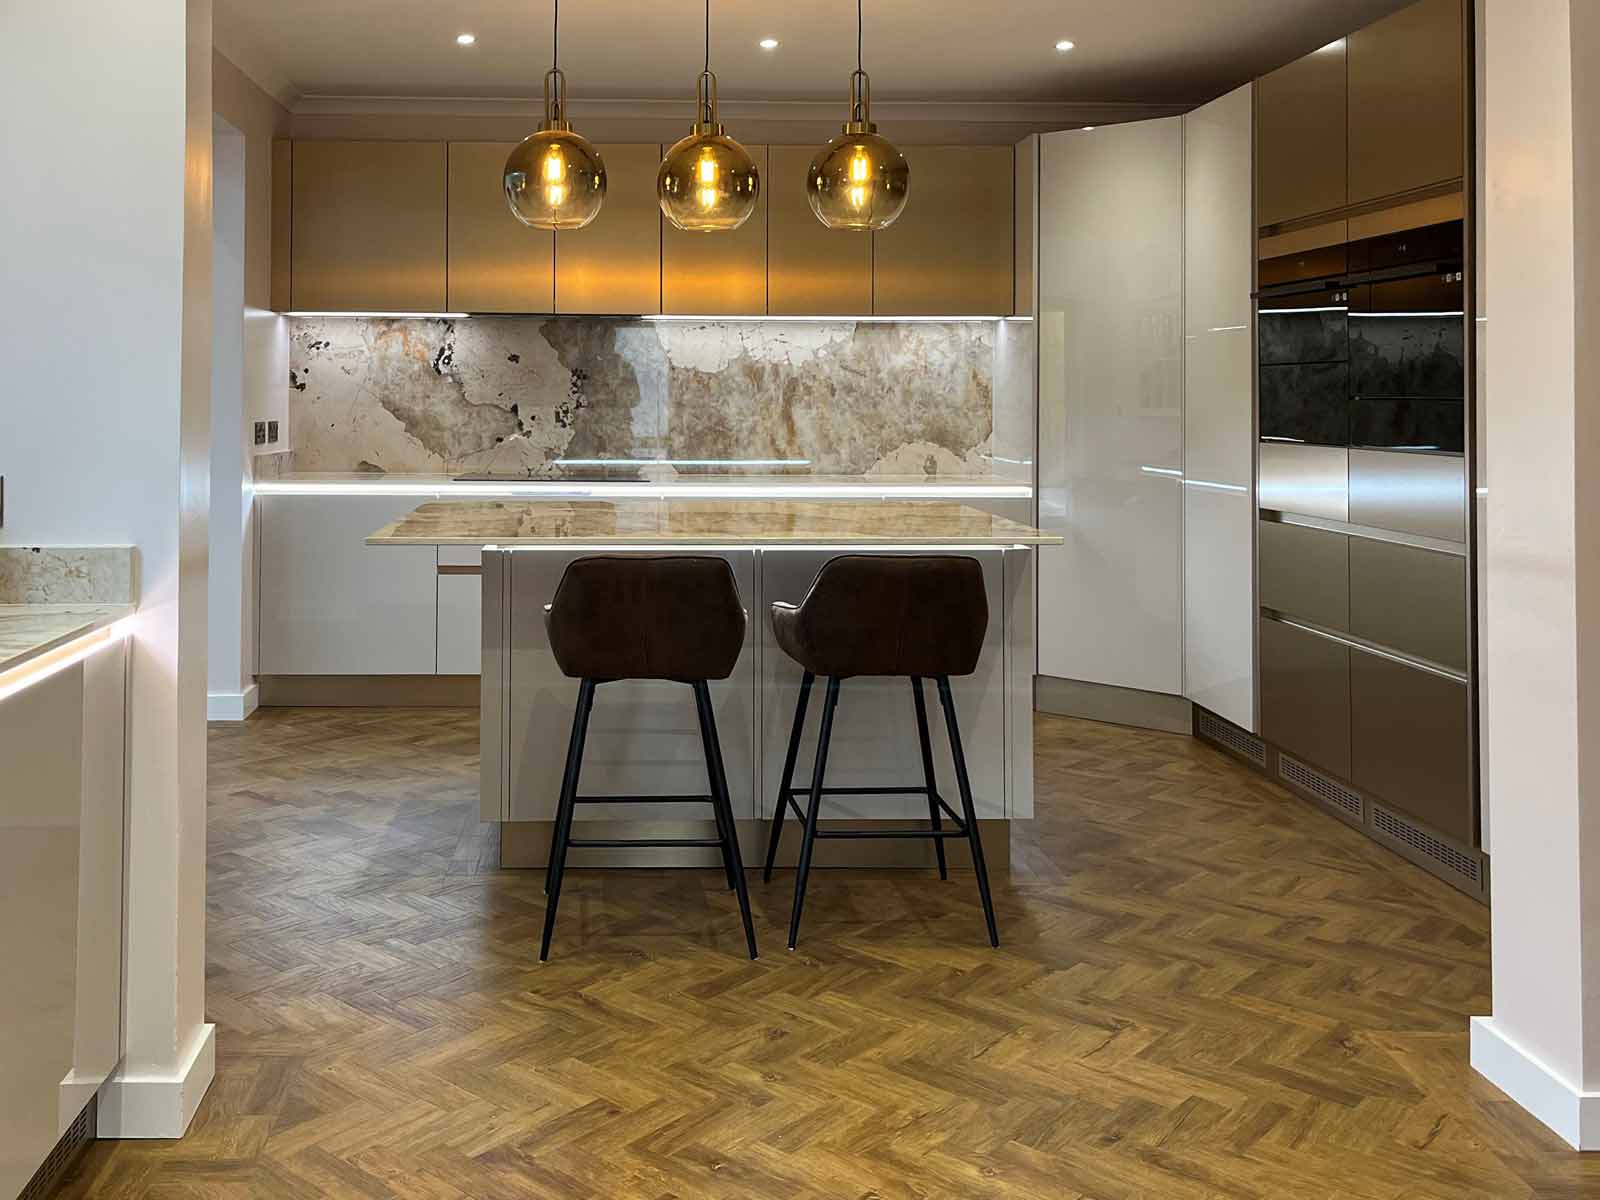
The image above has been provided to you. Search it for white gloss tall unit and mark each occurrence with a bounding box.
[1035,86,1257,732]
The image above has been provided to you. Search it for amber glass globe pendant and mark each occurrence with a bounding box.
[807,0,909,231]
[506,0,606,230]
[658,0,760,232]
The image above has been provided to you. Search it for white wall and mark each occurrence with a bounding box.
[1470,0,1600,1150]
[0,0,216,1136]
[209,118,253,719]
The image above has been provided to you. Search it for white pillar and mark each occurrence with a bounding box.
[0,0,215,1137]
[1470,0,1600,1150]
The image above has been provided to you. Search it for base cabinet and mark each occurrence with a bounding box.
[0,641,125,1198]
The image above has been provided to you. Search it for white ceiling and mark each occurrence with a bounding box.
[216,0,1413,110]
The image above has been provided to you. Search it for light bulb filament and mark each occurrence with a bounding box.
[543,149,565,183]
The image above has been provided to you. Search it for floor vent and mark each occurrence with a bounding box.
[1278,755,1364,819]
[1370,803,1483,889]
[1196,710,1266,766]
[19,1097,94,1200]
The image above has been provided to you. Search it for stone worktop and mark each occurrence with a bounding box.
[0,604,133,675]
[366,498,1060,547]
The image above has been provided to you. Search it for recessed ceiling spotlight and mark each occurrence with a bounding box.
[1081,125,1096,131]
[1055,39,1075,52]
[456,32,477,46]
[759,37,780,50]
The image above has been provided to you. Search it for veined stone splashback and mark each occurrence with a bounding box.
[286,316,1026,477]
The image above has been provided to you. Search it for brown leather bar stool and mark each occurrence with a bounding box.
[540,555,757,962]
[762,554,998,949]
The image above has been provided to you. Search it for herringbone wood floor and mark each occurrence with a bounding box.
[53,708,1600,1198]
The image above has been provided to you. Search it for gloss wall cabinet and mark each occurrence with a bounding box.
[276,140,1013,317]
[0,641,126,1198]
[290,140,448,312]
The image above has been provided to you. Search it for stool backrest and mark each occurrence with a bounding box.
[546,555,746,681]
[791,554,988,678]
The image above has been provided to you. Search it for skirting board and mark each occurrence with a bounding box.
[96,1023,215,1140]
[501,818,1011,870]
[259,674,479,707]
[1034,675,1193,734]
[206,684,259,722]
[1471,1016,1600,1150]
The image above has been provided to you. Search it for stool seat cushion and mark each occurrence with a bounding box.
[770,555,987,678]
[546,555,745,681]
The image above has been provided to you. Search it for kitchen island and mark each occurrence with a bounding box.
[368,498,1059,868]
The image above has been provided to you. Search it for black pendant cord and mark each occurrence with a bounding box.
[704,0,711,73]
[553,0,558,71]
[857,0,863,73]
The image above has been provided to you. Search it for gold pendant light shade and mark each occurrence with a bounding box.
[506,68,606,231]
[659,70,759,232]
[658,2,759,233]
[808,7,909,232]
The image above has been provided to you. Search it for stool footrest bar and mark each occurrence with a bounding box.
[573,794,714,804]
[565,837,726,849]
[813,827,969,840]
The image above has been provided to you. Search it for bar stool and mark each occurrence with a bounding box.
[762,554,999,949]
[540,555,757,962]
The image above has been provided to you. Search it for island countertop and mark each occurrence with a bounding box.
[0,604,134,675]
[366,498,1060,547]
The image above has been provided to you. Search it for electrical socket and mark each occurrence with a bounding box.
[267,420,279,444]
[254,421,267,446]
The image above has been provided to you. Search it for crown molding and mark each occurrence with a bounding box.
[290,93,1188,125]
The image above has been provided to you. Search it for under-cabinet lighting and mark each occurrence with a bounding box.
[0,617,134,705]
[1262,306,1346,314]
[1352,311,1466,319]
[286,311,470,320]
[551,457,811,468]
[639,314,1021,323]
[255,480,1035,499]
[490,544,1036,553]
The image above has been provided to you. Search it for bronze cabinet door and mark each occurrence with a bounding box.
[556,144,664,316]
[447,142,554,314]
[1255,43,1347,227]
[291,141,447,312]
[1347,0,1466,204]
[872,145,1013,316]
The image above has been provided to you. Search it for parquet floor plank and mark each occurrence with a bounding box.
[48,707,1600,1198]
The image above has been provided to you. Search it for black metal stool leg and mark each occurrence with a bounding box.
[541,678,596,961]
[691,682,739,892]
[936,676,999,948]
[910,676,948,881]
[763,672,814,881]
[694,682,758,960]
[788,676,840,950]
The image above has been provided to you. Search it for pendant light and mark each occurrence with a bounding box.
[505,0,606,230]
[806,0,909,231]
[657,0,760,232]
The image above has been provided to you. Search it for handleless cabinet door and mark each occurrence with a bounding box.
[1259,520,1349,631]
[557,143,663,315]
[1350,649,1471,843]
[447,142,554,313]
[1347,0,1465,204]
[1255,42,1347,227]
[1260,617,1352,779]
[873,146,1013,316]
[767,145,871,316]
[292,141,447,312]
[1348,537,1468,671]
[662,145,768,315]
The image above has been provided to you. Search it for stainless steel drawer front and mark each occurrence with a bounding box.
[1259,441,1349,522]
[1259,519,1350,631]
[1348,537,1468,671]
[1348,449,1466,543]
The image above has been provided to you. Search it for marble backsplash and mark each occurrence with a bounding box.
[286,317,1033,478]
[0,546,136,604]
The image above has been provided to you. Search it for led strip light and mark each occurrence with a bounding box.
[254,480,1034,499]
[0,617,135,704]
